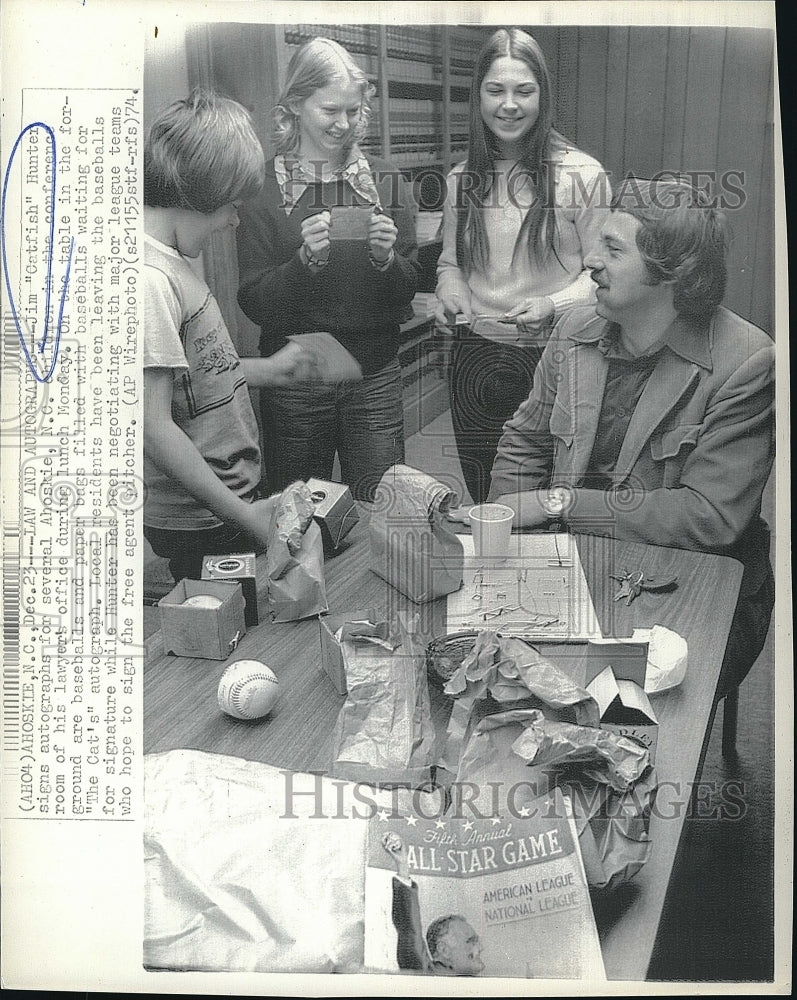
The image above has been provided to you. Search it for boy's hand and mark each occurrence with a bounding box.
[300,211,331,265]
[367,212,398,263]
[242,495,280,547]
[265,342,317,384]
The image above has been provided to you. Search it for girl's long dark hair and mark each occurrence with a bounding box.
[456,28,572,274]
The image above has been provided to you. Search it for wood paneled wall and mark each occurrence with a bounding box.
[529,25,775,334]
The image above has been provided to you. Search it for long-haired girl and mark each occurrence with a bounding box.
[436,27,610,504]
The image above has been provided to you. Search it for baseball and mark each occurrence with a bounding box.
[217,659,280,720]
[182,594,223,609]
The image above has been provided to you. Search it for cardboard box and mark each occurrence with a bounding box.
[158,578,246,660]
[305,478,359,552]
[201,552,259,627]
[538,639,658,762]
[586,665,659,761]
[318,608,378,695]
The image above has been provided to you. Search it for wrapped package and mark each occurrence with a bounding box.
[330,613,436,787]
[267,481,328,622]
[144,749,444,973]
[439,630,599,772]
[369,464,463,603]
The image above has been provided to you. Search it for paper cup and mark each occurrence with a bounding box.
[468,503,514,559]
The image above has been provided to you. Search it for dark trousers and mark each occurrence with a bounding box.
[260,357,405,502]
[449,333,543,505]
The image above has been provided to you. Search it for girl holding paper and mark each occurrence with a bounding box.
[237,37,420,501]
[435,27,611,505]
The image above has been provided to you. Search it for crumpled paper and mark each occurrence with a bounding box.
[451,708,656,891]
[439,630,599,772]
[268,480,316,574]
[510,709,650,794]
[452,708,558,815]
[568,769,657,891]
[439,630,659,892]
[336,619,394,648]
[330,613,436,786]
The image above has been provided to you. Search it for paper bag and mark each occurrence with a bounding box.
[267,481,328,622]
[568,770,657,892]
[330,613,436,786]
[369,464,463,603]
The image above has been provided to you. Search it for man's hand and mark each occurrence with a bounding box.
[493,491,555,529]
[445,505,472,525]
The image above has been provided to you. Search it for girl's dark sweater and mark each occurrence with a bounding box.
[237,155,420,376]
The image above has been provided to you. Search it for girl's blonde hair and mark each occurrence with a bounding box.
[273,37,375,156]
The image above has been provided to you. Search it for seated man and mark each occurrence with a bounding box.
[487,177,775,696]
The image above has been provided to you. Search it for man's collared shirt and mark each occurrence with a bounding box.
[583,315,710,488]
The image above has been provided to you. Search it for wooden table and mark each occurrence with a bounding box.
[143,512,743,981]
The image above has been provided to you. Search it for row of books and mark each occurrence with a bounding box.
[372,150,469,171]
[375,99,469,121]
[283,23,379,56]
[371,135,470,148]
[367,101,469,133]
[283,23,485,66]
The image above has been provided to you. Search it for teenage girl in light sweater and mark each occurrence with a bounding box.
[435,27,611,505]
